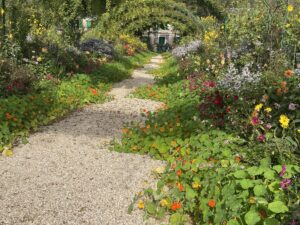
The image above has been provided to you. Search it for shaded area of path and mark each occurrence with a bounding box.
[0,56,164,225]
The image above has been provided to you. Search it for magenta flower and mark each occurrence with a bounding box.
[251,117,260,126]
[280,165,287,177]
[280,179,292,189]
[257,134,266,142]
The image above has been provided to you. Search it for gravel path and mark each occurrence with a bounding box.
[0,56,165,225]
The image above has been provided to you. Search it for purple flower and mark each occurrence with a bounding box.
[280,179,292,189]
[280,165,287,177]
[289,103,299,111]
[257,134,266,142]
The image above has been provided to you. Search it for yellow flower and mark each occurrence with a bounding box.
[265,107,272,113]
[160,199,169,207]
[297,129,300,133]
[285,24,291,28]
[0,8,4,15]
[279,115,290,129]
[192,181,201,189]
[37,57,43,62]
[154,166,165,174]
[287,4,294,12]
[255,103,263,112]
[137,200,144,209]
[41,48,48,53]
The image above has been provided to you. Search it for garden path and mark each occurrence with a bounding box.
[0,56,165,225]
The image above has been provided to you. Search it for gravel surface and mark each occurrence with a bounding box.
[0,56,166,225]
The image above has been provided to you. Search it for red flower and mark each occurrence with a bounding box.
[208,199,216,208]
[214,95,223,106]
[203,81,216,88]
[171,202,182,211]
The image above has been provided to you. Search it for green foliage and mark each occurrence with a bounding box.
[89,0,202,40]
[0,51,153,154]
[113,54,300,224]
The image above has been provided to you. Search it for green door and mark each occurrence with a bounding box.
[159,37,165,45]
[158,37,166,52]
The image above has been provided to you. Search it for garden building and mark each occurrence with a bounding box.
[142,25,180,52]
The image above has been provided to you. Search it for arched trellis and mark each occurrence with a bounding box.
[98,0,203,37]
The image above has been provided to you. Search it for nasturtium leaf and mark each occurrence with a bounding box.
[227,219,240,225]
[254,185,267,197]
[170,213,184,225]
[221,160,230,168]
[186,187,197,200]
[145,202,156,215]
[234,170,247,179]
[268,201,289,213]
[264,218,280,225]
[247,167,264,176]
[264,170,275,180]
[244,211,261,225]
[240,179,254,189]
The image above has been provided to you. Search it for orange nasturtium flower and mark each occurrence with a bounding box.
[171,202,182,211]
[284,70,294,78]
[208,199,216,208]
[89,87,98,96]
[176,170,183,176]
[122,128,129,134]
[177,182,183,192]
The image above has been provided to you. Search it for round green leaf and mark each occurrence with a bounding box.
[234,170,247,179]
[240,179,254,189]
[268,201,289,213]
[253,185,267,197]
[244,211,261,225]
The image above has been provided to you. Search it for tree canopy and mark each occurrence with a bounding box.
[95,0,203,37]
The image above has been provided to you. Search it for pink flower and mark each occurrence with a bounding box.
[47,74,53,80]
[280,179,292,189]
[265,124,272,130]
[257,134,266,142]
[280,165,287,177]
[251,117,260,126]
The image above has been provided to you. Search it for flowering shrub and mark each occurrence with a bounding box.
[172,40,202,59]
[218,63,261,93]
[118,34,147,56]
